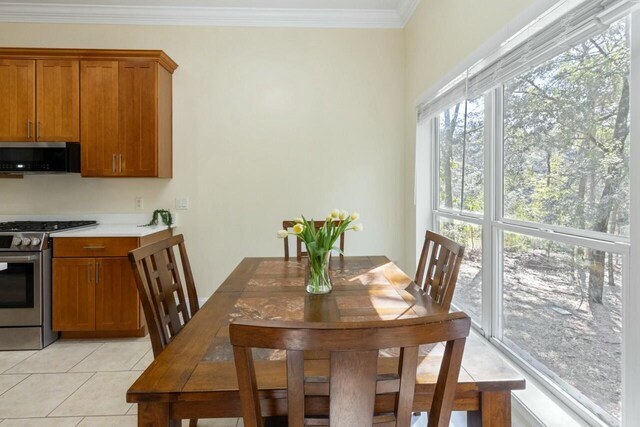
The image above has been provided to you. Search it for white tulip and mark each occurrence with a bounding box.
[293,223,305,234]
[350,212,360,221]
[326,215,333,222]
[338,210,348,220]
[293,217,303,224]
[276,230,289,239]
[352,224,363,232]
[330,209,340,219]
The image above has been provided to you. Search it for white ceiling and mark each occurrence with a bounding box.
[0,0,420,28]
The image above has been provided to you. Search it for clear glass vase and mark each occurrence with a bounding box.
[306,252,332,294]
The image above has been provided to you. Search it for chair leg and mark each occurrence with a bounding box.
[189,419,198,427]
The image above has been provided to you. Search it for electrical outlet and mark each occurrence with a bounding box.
[135,197,144,210]
[175,197,190,210]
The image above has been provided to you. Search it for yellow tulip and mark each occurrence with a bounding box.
[293,223,305,234]
[350,212,360,221]
[330,209,340,219]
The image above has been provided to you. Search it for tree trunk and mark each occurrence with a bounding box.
[588,249,606,303]
[576,173,587,230]
[442,104,461,209]
[588,76,629,304]
[546,150,552,187]
[608,252,616,287]
[608,206,618,287]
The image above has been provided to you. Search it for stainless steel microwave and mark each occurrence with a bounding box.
[0,142,81,174]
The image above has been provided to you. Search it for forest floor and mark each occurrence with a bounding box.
[453,249,622,424]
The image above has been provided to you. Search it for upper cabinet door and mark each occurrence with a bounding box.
[36,60,80,142]
[0,59,35,141]
[119,61,157,177]
[80,61,119,177]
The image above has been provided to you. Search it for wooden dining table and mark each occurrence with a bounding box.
[127,256,525,426]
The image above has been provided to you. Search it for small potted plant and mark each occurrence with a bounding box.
[140,209,173,229]
[277,209,363,294]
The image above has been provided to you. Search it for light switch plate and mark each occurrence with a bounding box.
[175,197,190,210]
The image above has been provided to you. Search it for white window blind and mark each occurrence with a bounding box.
[417,0,637,122]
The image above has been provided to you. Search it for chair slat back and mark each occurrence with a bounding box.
[230,313,470,427]
[415,231,465,311]
[282,220,345,261]
[128,234,200,358]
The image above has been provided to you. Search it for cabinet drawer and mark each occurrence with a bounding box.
[54,237,139,257]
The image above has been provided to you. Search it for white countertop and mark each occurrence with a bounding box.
[50,223,173,238]
[0,213,178,238]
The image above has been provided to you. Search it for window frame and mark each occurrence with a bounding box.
[428,26,633,424]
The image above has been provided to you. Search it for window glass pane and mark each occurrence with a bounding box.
[501,231,621,424]
[437,218,482,323]
[438,97,484,213]
[439,103,464,210]
[503,19,630,236]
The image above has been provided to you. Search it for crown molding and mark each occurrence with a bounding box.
[397,0,420,26]
[0,2,418,29]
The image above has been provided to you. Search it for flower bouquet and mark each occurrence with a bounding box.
[277,209,363,294]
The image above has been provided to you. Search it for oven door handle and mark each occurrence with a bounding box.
[0,255,38,262]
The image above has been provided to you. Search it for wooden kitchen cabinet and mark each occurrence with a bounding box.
[119,61,158,176]
[52,258,96,332]
[80,61,119,176]
[0,48,177,177]
[53,257,138,334]
[0,58,79,142]
[52,230,171,338]
[36,60,80,142]
[95,258,140,331]
[81,60,172,177]
[0,59,35,142]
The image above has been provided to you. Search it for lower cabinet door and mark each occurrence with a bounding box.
[95,257,140,331]
[53,258,95,331]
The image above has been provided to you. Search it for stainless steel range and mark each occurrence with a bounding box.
[0,220,97,350]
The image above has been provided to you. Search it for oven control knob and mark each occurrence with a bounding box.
[21,237,31,246]
[31,237,41,246]
[12,237,22,246]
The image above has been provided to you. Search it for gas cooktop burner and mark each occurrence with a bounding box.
[0,220,98,232]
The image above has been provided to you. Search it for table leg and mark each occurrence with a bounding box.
[467,391,512,427]
[137,402,180,427]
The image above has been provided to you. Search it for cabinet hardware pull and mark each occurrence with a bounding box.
[119,154,123,174]
[95,262,100,284]
[27,120,31,139]
[112,154,116,173]
[82,245,106,250]
[36,121,40,140]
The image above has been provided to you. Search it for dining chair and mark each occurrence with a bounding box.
[230,312,470,427]
[415,231,465,311]
[282,220,345,261]
[128,234,200,427]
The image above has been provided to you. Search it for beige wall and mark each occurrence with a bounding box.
[0,23,405,297]
[402,0,538,272]
[0,0,551,296]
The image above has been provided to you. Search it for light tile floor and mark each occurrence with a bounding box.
[0,337,241,426]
